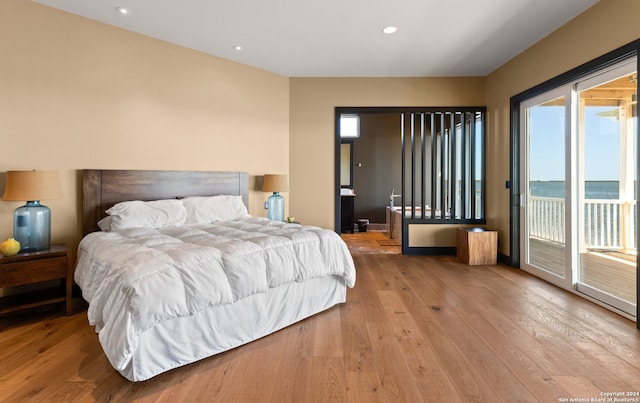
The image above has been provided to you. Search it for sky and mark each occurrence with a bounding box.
[529,104,635,181]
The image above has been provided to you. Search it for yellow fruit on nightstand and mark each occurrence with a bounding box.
[0,238,20,257]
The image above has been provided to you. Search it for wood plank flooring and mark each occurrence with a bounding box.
[0,233,638,402]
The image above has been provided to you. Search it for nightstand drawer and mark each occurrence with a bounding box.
[0,256,67,287]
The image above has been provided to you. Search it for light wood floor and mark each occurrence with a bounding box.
[1,233,639,402]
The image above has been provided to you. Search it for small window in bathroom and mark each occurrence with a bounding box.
[340,114,360,138]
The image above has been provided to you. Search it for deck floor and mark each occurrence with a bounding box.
[528,237,637,303]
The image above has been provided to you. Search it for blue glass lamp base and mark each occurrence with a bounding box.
[266,192,285,221]
[13,200,51,252]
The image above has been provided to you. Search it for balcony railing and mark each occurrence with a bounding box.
[529,196,637,251]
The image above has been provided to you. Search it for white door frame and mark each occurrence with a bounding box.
[519,85,574,291]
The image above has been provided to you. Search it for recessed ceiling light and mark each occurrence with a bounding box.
[233,45,243,51]
[116,7,130,15]
[382,26,397,34]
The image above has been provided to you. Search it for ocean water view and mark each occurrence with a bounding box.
[529,180,634,199]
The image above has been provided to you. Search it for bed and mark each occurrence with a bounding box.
[75,169,356,381]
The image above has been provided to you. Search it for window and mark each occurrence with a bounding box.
[339,114,360,138]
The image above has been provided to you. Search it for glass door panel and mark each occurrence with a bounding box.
[521,91,571,286]
[576,66,637,316]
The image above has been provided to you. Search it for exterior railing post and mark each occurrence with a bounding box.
[528,196,636,252]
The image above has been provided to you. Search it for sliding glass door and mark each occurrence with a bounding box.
[520,58,637,318]
[575,62,637,316]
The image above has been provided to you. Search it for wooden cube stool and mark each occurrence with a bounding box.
[457,228,497,265]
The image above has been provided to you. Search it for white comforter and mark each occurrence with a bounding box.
[75,217,356,372]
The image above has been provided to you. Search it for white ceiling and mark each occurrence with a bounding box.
[33,0,599,77]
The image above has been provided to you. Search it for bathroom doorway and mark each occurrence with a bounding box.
[336,111,402,234]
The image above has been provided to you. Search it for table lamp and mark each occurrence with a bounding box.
[2,170,63,252]
[262,174,288,221]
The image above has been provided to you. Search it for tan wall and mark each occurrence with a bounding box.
[0,0,290,250]
[289,77,486,230]
[486,0,640,256]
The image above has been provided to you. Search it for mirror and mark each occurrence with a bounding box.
[340,141,353,187]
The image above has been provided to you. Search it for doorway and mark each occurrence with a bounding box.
[337,112,402,235]
[519,57,637,319]
[335,107,487,255]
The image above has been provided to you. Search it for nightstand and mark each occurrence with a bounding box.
[0,244,73,316]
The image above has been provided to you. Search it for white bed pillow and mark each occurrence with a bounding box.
[97,216,113,232]
[105,199,187,231]
[183,195,249,224]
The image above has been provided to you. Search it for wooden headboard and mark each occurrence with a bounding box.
[82,170,249,235]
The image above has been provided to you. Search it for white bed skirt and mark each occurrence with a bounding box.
[119,275,347,381]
